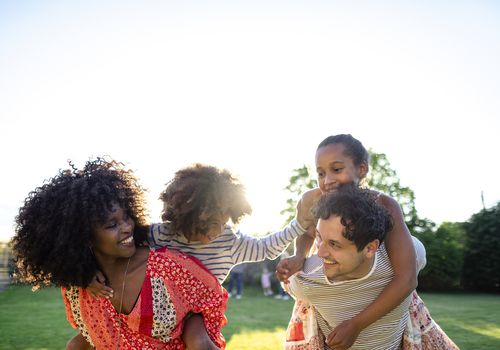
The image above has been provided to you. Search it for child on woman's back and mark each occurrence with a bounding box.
[71,163,314,349]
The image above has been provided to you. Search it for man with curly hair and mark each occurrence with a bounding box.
[285,185,427,350]
[11,158,227,350]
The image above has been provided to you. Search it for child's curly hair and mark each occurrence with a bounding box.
[313,184,393,251]
[10,157,149,289]
[160,164,252,241]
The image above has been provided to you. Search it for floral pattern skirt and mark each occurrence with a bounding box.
[402,292,460,350]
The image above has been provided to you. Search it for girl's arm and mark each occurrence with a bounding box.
[276,188,321,282]
[326,193,417,350]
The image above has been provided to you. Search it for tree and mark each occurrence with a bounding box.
[281,150,435,235]
[366,151,434,234]
[462,203,500,292]
[414,222,465,291]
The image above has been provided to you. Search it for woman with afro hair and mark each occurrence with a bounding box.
[11,157,227,350]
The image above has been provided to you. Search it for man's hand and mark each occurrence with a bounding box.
[275,255,305,284]
[326,319,362,350]
[86,270,114,299]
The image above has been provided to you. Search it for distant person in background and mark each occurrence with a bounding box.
[261,265,274,296]
[228,263,246,299]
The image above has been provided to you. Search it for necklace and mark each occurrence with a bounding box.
[116,256,131,350]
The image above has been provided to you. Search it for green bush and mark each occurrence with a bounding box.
[415,222,465,291]
[462,203,500,293]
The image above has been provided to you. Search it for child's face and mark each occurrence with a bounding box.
[190,213,230,244]
[315,143,366,194]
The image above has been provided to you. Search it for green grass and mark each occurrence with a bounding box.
[0,284,499,349]
[0,285,76,349]
[415,293,500,350]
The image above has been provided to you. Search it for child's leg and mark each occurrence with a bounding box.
[66,333,92,350]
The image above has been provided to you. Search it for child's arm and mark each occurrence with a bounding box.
[276,188,321,283]
[182,314,221,350]
[230,199,312,265]
[326,193,417,350]
[86,270,114,299]
[66,333,93,350]
[275,227,315,283]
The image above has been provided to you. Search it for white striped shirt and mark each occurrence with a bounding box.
[148,219,306,283]
[288,237,426,350]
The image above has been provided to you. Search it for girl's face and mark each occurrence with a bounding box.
[91,203,136,262]
[315,143,367,193]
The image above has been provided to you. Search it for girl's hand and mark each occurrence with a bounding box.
[86,270,113,299]
[326,319,362,350]
[275,255,305,284]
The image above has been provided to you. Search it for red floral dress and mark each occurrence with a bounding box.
[62,248,227,349]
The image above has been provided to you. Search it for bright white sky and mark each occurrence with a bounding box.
[1,1,499,242]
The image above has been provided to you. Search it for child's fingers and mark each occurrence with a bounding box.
[275,260,291,283]
[96,270,106,284]
[99,287,114,299]
[275,269,290,283]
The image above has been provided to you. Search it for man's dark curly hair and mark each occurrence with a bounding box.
[160,164,252,241]
[11,157,149,289]
[313,184,393,251]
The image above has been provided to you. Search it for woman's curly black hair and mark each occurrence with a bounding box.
[10,157,149,289]
[313,184,393,251]
[160,164,252,241]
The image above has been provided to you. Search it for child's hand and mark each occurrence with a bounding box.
[275,255,305,284]
[86,270,113,299]
[326,319,362,350]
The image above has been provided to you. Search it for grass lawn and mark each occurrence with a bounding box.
[0,284,499,349]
